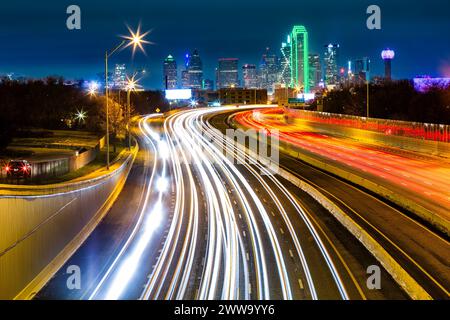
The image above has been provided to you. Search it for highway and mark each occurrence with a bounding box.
[36,115,164,299]
[234,108,450,227]
[171,107,405,300]
[35,107,411,300]
[220,106,449,299]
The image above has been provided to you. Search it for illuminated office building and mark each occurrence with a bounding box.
[280,37,292,86]
[308,53,321,90]
[186,49,204,89]
[324,44,340,85]
[354,57,370,82]
[242,64,259,89]
[217,58,239,89]
[181,70,190,89]
[259,47,279,94]
[113,64,127,89]
[163,55,178,89]
[290,26,309,92]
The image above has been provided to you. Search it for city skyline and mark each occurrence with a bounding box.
[0,1,449,89]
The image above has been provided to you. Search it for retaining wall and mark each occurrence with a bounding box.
[0,145,135,299]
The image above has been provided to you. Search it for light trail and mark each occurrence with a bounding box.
[199,113,348,299]
[89,107,356,300]
[138,106,351,300]
[89,115,163,300]
[234,108,450,214]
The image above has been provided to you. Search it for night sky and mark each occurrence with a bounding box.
[0,0,449,89]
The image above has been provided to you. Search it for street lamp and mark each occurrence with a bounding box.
[125,73,141,150]
[366,71,371,118]
[189,99,198,108]
[366,80,370,118]
[75,109,87,124]
[87,81,99,97]
[104,24,150,170]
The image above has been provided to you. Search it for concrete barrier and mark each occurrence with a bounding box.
[0,143,138,299]
[277,166,432,300]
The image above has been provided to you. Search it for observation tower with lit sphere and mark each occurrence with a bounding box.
[381,49,395,80]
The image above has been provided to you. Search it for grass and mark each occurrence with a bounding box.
[11,130,100,149]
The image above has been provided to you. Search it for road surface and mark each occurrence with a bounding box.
[220,106,450,299]
[36,108,411,300]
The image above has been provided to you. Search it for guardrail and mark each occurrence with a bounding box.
[0,144,137,299]
[281,109,450,158]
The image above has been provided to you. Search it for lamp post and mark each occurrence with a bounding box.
[125,74,139,150]
[104,24,150,170]
[87,81,99,97]
[366,71,371,118]
[127,88,131,149]
[366,80,369,118]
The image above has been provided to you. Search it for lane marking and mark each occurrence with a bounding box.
[289,249,294,258]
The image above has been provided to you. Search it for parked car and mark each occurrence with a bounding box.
[5,160,32,178]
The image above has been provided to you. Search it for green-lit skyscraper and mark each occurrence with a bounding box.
[290,26,309,93]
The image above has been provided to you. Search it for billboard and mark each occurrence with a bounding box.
[165,89,192,100]
[297,93,315,101]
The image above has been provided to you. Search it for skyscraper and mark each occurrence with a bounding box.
[181,70,190,89]
[324,44,339,86]
[186,49,204,89]
[354,57,370,82]
[163,54,177,89]
[308,54,321,90]
[280,37,292,86]
[242,64,258,89]
[290,26,309,92]
[217,58,239,89]
[113,64,127,89]
[259,47,279,94]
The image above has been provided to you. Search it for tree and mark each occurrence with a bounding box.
[322,80,450,124]
[99,97,126,153]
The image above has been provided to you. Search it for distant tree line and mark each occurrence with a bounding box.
[0,77,171,151]
[321,80,450,125]
[0,77,106,151]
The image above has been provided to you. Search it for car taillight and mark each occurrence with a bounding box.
[5,166,10,171]
[22,166,28,172]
